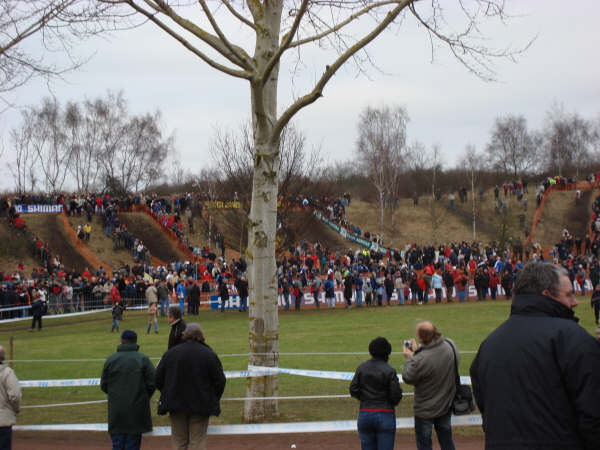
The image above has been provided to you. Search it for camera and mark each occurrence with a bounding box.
[404,340,412,348]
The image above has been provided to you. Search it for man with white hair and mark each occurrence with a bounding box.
[0,345,21,449]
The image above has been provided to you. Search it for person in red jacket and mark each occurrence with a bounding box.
[489,270,500,300]
[110,284,122,305]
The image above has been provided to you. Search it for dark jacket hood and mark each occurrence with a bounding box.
[510,293,579,323]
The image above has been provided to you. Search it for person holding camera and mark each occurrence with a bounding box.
[402,321,457,450]
[350,337,402,450]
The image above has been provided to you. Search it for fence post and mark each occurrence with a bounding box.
[9,336,14,369]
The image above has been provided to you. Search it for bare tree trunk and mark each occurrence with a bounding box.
[244,3,282,422]
[379,189,385,242]
[471,167,476,240]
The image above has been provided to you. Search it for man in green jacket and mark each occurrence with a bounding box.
[101,330,156,449]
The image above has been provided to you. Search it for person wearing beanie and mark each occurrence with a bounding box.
[101,330,156,450]
[350,337,402,449]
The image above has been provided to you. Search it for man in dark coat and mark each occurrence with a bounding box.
[156,323,226,450]
[101,330,155,450]
[167,305,186,349]
[470,262,600,450]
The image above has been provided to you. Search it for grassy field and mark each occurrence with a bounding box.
[1,298,597,428]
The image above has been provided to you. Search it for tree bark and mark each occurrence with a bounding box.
[244,2,283,423]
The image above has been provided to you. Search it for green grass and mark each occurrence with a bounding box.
[1,299,597,427]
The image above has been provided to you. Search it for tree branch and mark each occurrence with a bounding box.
[222,1,256,30]
[124,0,251,79]
[198,0,254,70]
[271,1,410,143]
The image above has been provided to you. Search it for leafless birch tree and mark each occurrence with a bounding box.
[85,0,528,422]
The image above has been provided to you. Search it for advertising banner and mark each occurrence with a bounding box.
[313,210,389,252]
[15,204,63,214]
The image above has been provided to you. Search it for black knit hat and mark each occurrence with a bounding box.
[121,330,137,343]
[369,337,392,362]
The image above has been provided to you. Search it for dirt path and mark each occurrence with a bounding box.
[118,212,185,264]
[14,431,484,449]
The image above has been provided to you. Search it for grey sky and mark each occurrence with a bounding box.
[1,1,599,190]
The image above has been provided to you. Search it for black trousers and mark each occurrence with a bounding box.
[31,315,42,330]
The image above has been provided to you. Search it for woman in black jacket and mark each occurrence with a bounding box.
[350,337,402,450]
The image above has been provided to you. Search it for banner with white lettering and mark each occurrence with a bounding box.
[15,204,63,214]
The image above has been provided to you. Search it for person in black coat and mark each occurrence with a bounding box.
[187,281,200,316]
[218,278,229,313]
[470,262,600,450]
[156,323,226,450]
[29,296,45,331]
[234,275,248,313]
[167,306,186,349]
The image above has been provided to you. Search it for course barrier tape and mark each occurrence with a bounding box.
[19,370,255,388]
[249,365,473,385]
[14,415,482,435]
[20,366,472,387]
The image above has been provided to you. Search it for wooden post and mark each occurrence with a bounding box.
[8,336,14,369]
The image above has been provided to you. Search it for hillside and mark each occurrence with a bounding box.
[0,220,40,275]
[68,215,133,270]
[533,190,592,245]
[118,212,186,263]
[21,214,90,272]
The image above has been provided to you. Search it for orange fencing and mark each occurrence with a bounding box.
[130,204,199,263]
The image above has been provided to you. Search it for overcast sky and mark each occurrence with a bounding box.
[1,1,599,190]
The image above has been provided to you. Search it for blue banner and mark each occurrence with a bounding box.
[15,204,63,214]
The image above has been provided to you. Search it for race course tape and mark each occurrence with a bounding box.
[249,366,472,385]
[20,367,471,387]
[14,415,482,434]
[20,370,254,388]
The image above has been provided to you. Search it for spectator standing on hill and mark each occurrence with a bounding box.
[0,346,21,449]
[84,223,91,241]
[167,306,186,349]
[402,321,457,450]
[350,337,402,450]
[156,323,226,450]
[470,262,600,449]
[101,330,155,450]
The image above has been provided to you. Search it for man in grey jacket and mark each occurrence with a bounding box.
[402,321,457,450]
[0,346,21,449]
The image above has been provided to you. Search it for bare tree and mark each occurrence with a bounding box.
[89,0,528,422]
[356,105,409,241]
[9,91,172,193]
[485,115,540,178]
[8,109,38,193]
[543,104,597,178]
[459,144,486,240]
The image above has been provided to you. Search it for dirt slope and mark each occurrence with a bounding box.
[534,190,589,245]
[0,220,40,275]
[22,214,90,272]
[118,213,185,263]
[68,216,133,270]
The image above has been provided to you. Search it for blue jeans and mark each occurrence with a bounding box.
[397,289,404,305]
[283,293,290,310]
[357,410,396,450]
[355,290,363,307]
[159,297,167,316]
[457,289,466,302]
[414,411,455,450]
[239,296,247,312]
[110,433,141,450]
[179,297,185,315]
